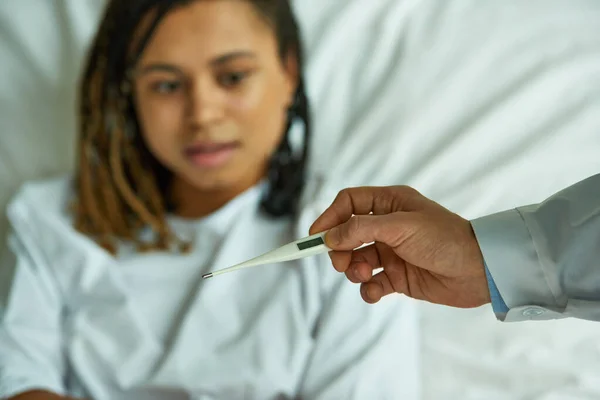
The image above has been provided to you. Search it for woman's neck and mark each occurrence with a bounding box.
[169,175,262,220]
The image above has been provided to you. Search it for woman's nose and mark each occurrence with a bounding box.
[186,81,226,126]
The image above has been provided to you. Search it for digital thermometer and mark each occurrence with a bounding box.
[202,231,331,279]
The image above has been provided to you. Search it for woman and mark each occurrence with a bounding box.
[0,0,418,399]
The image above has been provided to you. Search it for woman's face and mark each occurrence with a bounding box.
[132,0,298,193]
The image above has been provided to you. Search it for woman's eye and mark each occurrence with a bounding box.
[151,81,182,94]
[218,71,251,88]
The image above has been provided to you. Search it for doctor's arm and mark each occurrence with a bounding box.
[309,174,600,321]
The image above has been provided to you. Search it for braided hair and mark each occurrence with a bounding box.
[72,0,311,254]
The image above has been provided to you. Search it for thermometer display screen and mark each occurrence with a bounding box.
[297,237,325,250]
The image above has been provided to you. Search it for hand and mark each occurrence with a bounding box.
[9,390,88,400]
[310,186,490,308]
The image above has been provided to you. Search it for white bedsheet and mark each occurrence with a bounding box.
[2,0,600,398]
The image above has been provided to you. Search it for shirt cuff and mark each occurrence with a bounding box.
[484,262,509,318]
[471,209,563,322]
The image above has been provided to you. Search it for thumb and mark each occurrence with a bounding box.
[325,213,409,251]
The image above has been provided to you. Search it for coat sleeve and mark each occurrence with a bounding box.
[471,174,600,322]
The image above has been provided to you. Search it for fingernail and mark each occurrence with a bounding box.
[325,228,341,247]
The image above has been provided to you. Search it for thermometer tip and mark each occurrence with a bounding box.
[202,273,214,280]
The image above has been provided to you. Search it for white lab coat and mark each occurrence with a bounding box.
[472,173,600,322]
[0,177,419,399]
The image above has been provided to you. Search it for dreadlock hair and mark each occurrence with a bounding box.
[73,0,311,254]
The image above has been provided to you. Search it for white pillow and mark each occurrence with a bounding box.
[0,0,106,250]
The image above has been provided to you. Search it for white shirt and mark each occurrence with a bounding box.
[472,173,600,322]
[0,176,419,400]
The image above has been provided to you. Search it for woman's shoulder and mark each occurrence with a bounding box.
[7,174,74,229]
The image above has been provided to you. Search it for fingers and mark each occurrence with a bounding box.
[328,243,381,278]
[328,243,410,304]
[346,244,382,283]
[360,260,413,304]
[324,213,412,251]
[359,244,410,303]
[328,250,353,273]
[310,187,377,235]
[309,185,426,236]
[347,261,375,284]
[360,271,396,304]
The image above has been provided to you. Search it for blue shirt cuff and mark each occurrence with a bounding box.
[484,262,509,314]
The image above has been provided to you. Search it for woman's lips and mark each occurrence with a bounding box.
[184,142,240,168]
